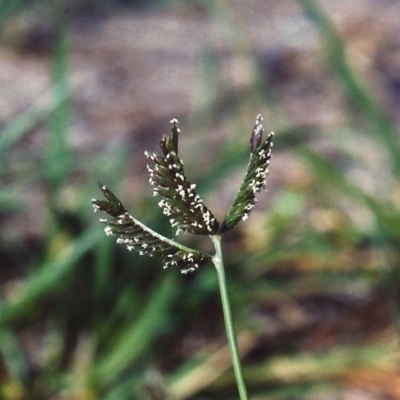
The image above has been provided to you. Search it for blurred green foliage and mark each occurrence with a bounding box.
[0,0,399,399]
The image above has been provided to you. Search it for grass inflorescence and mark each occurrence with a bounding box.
[92,115,274,273]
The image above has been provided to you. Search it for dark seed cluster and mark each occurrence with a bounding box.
[145,119,220,236]
[220,114,274,233]
[92,184,211,273]
[92,115,274,273]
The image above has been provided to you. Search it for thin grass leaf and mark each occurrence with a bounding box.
[0,80,69,158]
[0,227,99,327]
[92,183,211,273]
[298,0,400,175]
[93,273,176,387]
[146,119,220,235]
[45,16,70,193]
[220,115,274,233]
[0,327,29,383]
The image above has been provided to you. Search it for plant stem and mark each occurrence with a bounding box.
[211,235,249,400]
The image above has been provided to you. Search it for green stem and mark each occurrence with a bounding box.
[211,235,249,400]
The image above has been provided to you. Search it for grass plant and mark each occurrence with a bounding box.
[0,0,399,399]
[92,116,274,399]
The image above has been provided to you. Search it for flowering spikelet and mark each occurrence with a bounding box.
[219,114,274,233]
[93,115,274,272]
[145,119,220,235]
[92,184,211,273]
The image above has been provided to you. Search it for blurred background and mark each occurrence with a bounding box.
[1,0,400,399]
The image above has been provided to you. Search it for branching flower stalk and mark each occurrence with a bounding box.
[92,115,274,399]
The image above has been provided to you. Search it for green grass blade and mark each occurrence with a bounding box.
[0,82,69,157]
[92,273,177,387]
[0,227,100,327]
[0,328,29,384]
[45,15,70,193]
[298,0,400,174]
